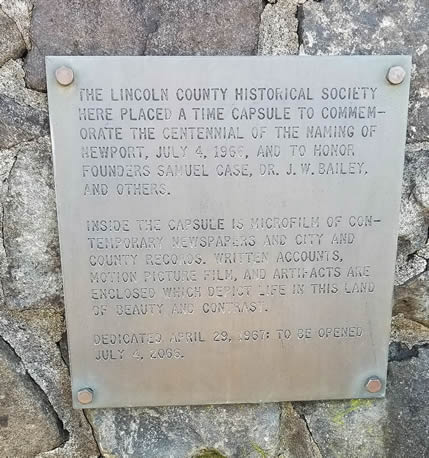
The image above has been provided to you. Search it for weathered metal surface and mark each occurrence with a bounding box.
[46,55,411,408]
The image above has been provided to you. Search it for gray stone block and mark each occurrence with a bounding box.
[2,137,63,310]
[395,271,429,328]
[24,0,263,91]
[295,344,429,458]
[395,145,429,300]
[0,336,65,457]
[87,403,280,457]
[301,0,429,143]
[0,8,26,67]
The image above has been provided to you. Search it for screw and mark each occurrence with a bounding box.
[77,388,93,404]
[55,66,74,86]
[386,66,406,85]
[365,376,383,393]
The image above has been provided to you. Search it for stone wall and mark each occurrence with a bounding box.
[0,0,427,456]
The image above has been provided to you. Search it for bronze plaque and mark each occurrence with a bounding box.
[46,56,411,408]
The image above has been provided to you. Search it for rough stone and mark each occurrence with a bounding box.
[1,137,63,310]
[0,336,66,457]
[394,271,429,327]
[0,7,26,67]
[278,403,321,458]
[395,144,429,286]
[0,0,32,49]
[295,344,429,458]
[258,0,299,55]
[0,144,21,307]
[25,0,149,91]
[0,57,49,288]
[0,93,49,149]
[87,403,280,457]
[0,311,100,457]
[0,59,49,149]
[144,0,263,57]
[390,314,429,348]
[301,0,429,143]
[8,307,65,343]
[24,0,263,91]
[0,59,48,111]
[385,344,429,455]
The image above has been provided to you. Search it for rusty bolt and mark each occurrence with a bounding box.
[365,377,382,393]
[55,66,74,86]
[77,388,93,404]
[386,66,406,85]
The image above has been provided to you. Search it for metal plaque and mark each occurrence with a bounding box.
[46,56,411,408]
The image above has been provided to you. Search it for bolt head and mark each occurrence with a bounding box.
[77,388,93,404]
[55,66,74,86]
[365,377,382,393]
[386,66,406,85]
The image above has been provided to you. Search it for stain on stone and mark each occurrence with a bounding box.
[296,3,305,47]
[57,332,70,368]
[0,415,8,427]
[388,341,428,362]
[193,449,226,458]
